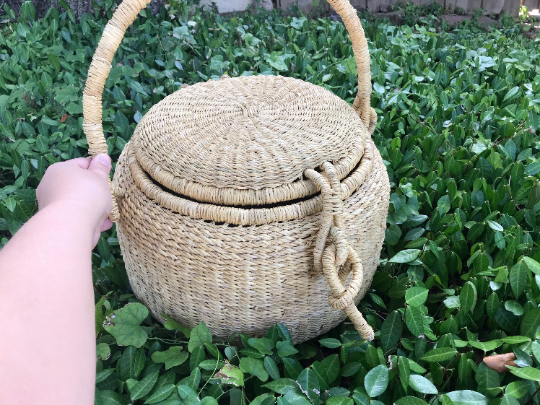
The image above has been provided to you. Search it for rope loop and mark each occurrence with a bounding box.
[305,161,374,341]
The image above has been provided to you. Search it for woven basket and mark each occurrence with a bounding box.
[83,0,390,343]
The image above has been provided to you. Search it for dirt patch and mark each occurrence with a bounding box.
[441,14,499,27]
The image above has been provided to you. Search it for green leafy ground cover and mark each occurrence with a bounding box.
[2,1,540,404]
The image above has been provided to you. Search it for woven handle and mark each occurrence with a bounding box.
[326,0,376,132]
[82,0,374,221]
[83,0,152,220]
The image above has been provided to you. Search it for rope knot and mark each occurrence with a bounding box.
[304,161,374,341]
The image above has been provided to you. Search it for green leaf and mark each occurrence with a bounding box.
[364,365,389,397]
[130,370,159,401]
[147,370,176,401]
[249,337,275,355]
[283,357,303,380]
[151,346,189,370]
[523,257,540,274]
[420,347,457,362]
[297,368,320,405]
[468,340,502,351]
[199,360,225,371]
[507,366,540,380]
[188,322,212,353]
[277,324,293,345]
[405,306,424,336]
[460,281,477,313]
[160,313,191,338]
[264,356,281,380]
[341,362,362,377]
[133,347,146,378]
[186,367,201,391]
[532,341,540,362]
[505,380,534,398]
[520,308,540,338]
[190,346,205,370]
[445,391,488,405]
[408,374,438,394]
[503,86,520,102]
[118,346,138,381]
[486,293,500,319]
[263,378,297,394]
[496,308,519,334]
[373,83,385,94]
[277,341,299,357]
[500,396,520,405]
[103,303,149,348]
[144,384,175,404]
[96,343,111,361]
[265,53,288,71]
[240,357,269,382]
[504,300,524,316]
[380,310,402,352]
[486,220,503,232]
[398,357,410,391]
[389,249,421,263]
[177,385,200,405]
[312,354,339,386]
[476,362,500,390]
[214,364,244,387]
[395,397,429,405]
[319,338,342,349]
[509,263,528,299]
[327,398,353,405]
[96,368,116,383]
[201,397,219,405]
[251,394,275,405]
[405,287,429,307]
[98,390,129,405]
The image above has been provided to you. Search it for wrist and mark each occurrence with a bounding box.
[40,201,104,231]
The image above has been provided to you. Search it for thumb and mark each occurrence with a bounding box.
[88,154,112,179]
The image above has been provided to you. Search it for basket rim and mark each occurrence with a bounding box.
[131,75,369,206]
[133,133,366,207]
[122,139,376,226]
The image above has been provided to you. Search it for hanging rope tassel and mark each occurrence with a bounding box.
[305,162,375,341]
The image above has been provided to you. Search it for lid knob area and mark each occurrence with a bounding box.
[241,104,259,118]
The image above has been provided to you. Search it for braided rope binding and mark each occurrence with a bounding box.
[305,162,375,341]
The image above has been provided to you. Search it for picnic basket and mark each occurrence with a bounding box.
[83,0,390,343]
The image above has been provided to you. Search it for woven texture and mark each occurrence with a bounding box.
[113,139,390,343]
[133,75,364,199]
[83,0,390,342]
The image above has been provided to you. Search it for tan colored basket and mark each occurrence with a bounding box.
[83,0,390,343]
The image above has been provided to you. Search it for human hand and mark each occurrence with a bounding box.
[36,154,113,247]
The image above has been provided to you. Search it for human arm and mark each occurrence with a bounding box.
[0,155,113,405]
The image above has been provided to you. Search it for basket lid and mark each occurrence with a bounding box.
[131,75,368,206]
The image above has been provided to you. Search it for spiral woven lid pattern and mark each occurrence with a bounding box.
[131,75,367,205]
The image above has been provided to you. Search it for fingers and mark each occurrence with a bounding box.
[64,157,92,169]
[92,218,114,248]
[101,218,113,232]
[87,154,112,179]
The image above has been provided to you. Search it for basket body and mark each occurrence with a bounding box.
[83,0,389,343]
[113,139,390,343]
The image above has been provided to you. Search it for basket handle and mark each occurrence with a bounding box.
[82,0,375,220]
[326,0,375,131]
[83,0,152,220]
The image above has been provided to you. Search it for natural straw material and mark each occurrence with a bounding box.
[83,0,390,342]
[132,75,367,206]
[113,140,389,342]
